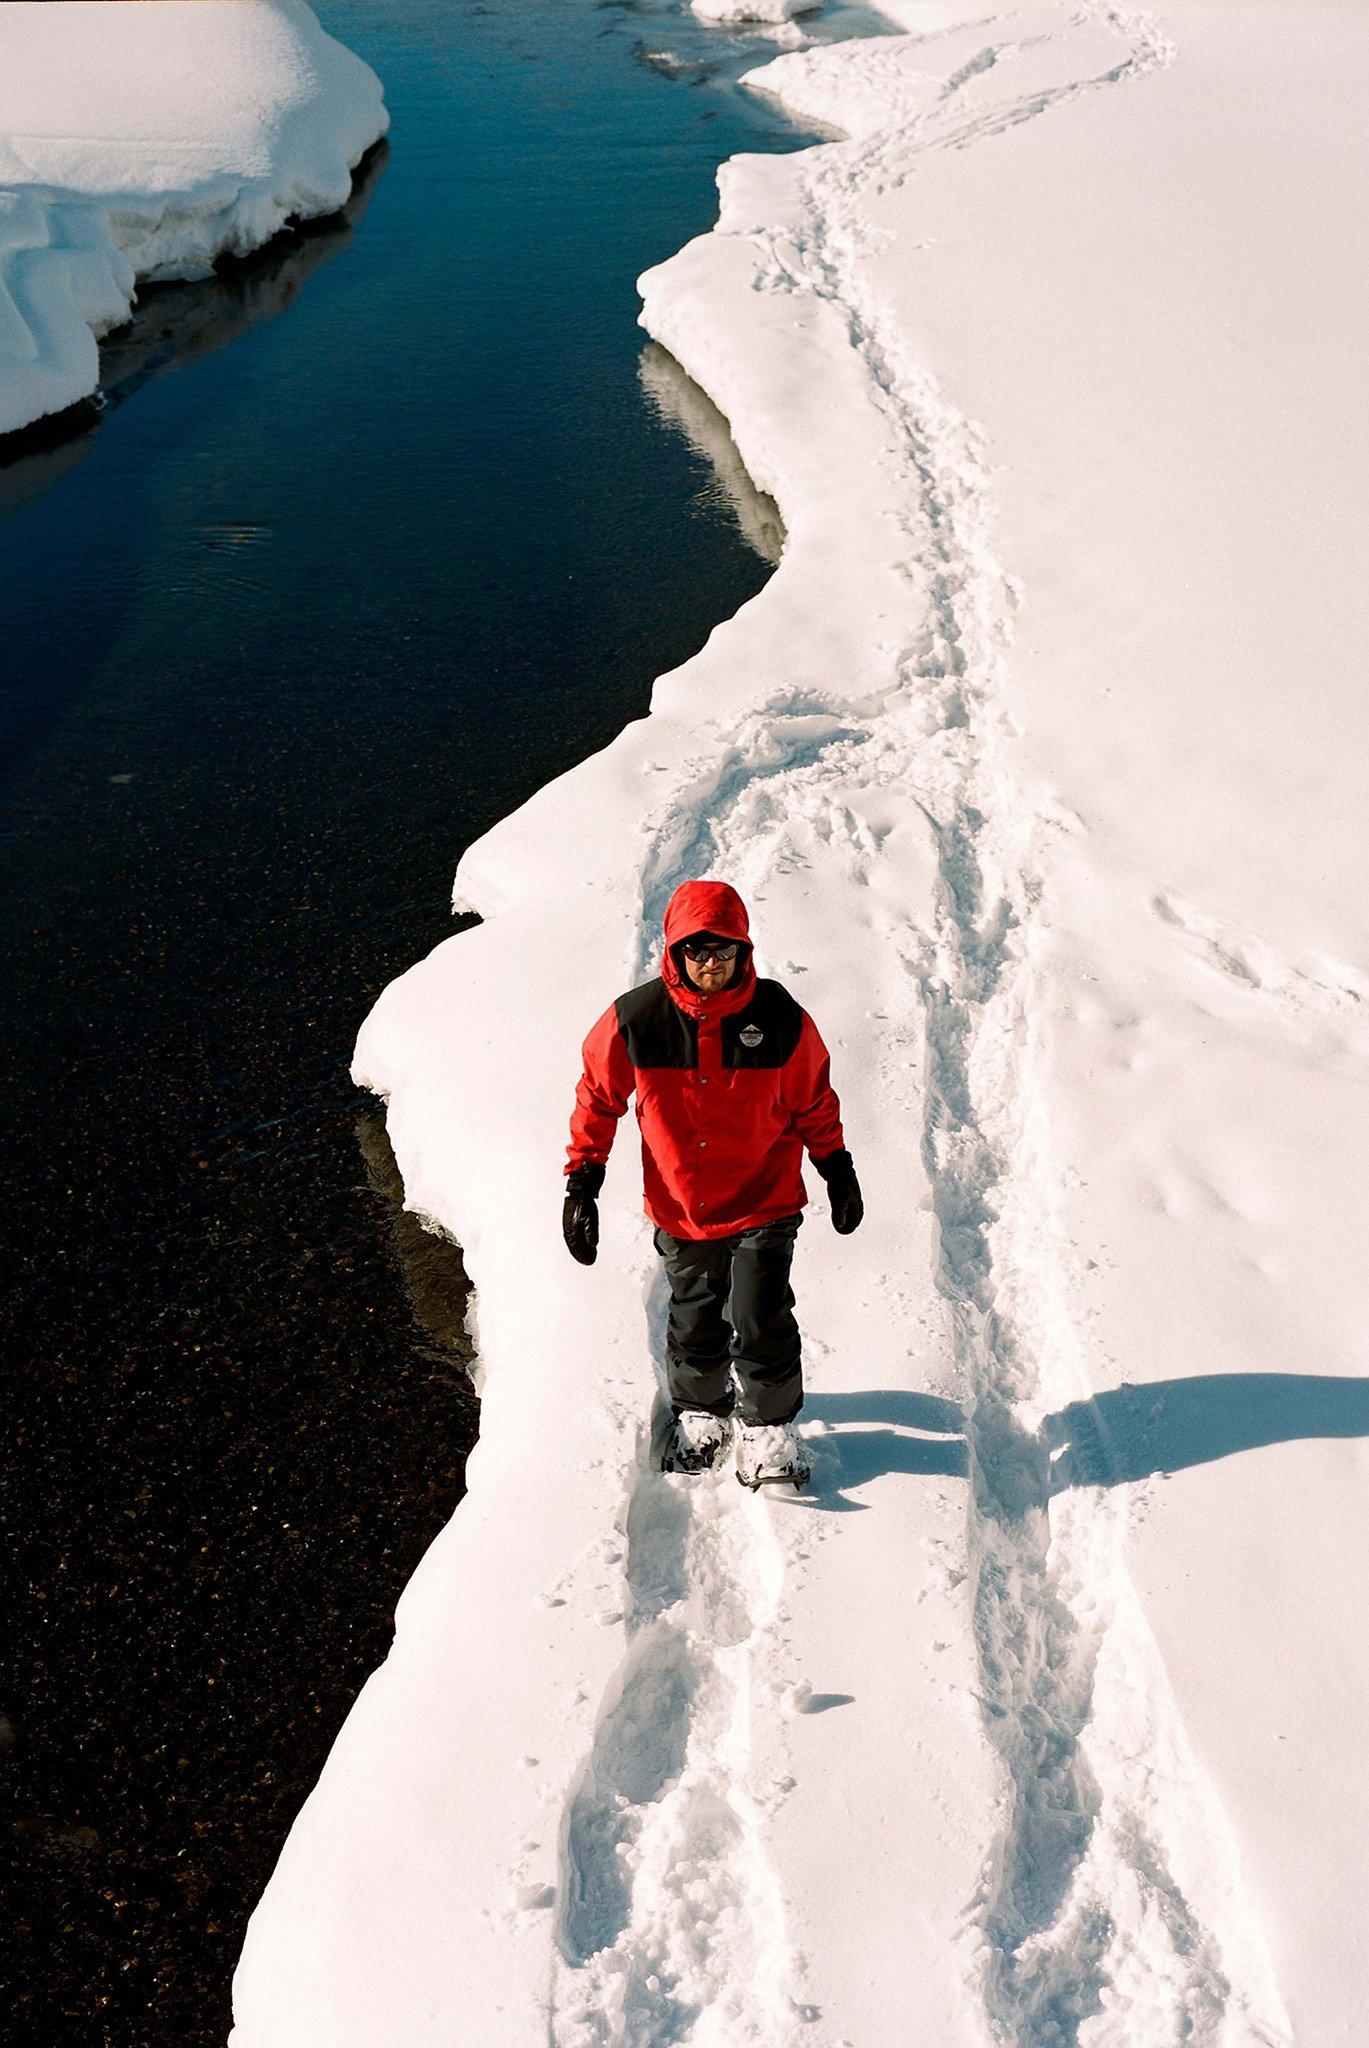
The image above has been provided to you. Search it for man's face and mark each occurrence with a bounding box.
[681,934,738,994]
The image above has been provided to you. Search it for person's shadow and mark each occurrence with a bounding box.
[802,1390,968,1509]
[1043,1371,1369,1491]
[803,1373,1369,1508]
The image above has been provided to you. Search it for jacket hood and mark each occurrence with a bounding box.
[662,879,751,949]
[660,878,755,1017]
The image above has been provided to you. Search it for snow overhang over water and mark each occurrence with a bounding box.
[0,0,387,438]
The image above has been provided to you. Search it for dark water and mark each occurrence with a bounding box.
[0,2,876,2040]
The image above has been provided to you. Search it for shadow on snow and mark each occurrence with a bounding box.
[801,1372,1369,1508]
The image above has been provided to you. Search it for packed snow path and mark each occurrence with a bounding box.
[233,4,1368,2044]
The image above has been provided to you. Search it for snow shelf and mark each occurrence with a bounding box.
[234,4,1368,2044]
[0,0,387,438]
[691,0,820,27]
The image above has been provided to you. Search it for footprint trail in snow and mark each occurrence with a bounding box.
[555,5,1292,2044]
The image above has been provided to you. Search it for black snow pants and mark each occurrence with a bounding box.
[653,1212,803,1427]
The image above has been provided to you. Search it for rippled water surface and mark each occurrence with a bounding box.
[0,2,885,2038]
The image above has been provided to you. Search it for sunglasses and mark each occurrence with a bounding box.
[680,938,740,964]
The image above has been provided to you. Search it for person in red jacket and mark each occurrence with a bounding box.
[563,878,863,1486]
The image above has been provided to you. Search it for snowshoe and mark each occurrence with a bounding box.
[661,1409,731,1475]
[735,1420,811,1492]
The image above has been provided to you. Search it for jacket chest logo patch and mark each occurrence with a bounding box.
[739,1024,764,1048]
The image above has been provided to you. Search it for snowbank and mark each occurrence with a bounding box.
[0,1,386,437]
[691,0,819,26]
[233,4,1367,2044]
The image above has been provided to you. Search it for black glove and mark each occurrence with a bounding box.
[813,1149,863,1235]
[563,1162,605,1266]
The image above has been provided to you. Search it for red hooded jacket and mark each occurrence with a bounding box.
[566,879,846,1240]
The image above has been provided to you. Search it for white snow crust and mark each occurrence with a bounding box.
[0,1,386,437]
[691,0,819,27]
[233,4,1368,2044]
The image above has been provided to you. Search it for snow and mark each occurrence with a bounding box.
[0,1,386,437]
[692,0,819,27]
[232,3,1368,2044]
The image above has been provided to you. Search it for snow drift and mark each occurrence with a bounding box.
[233,3,1368,2044]
[691,0,819,28]
[0,0,387,437]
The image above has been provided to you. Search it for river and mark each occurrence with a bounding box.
[0,2,880,2040]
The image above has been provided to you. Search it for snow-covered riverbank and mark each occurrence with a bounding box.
[233,4,1367,2042]
[0,1,386,437]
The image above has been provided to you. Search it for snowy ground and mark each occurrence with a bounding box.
[692,0,819,29]
[232,3,1367,2043]
[0,1,386,437]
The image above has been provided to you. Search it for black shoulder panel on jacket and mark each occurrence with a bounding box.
[615,979,698,1070]
[722,980,805,1070]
